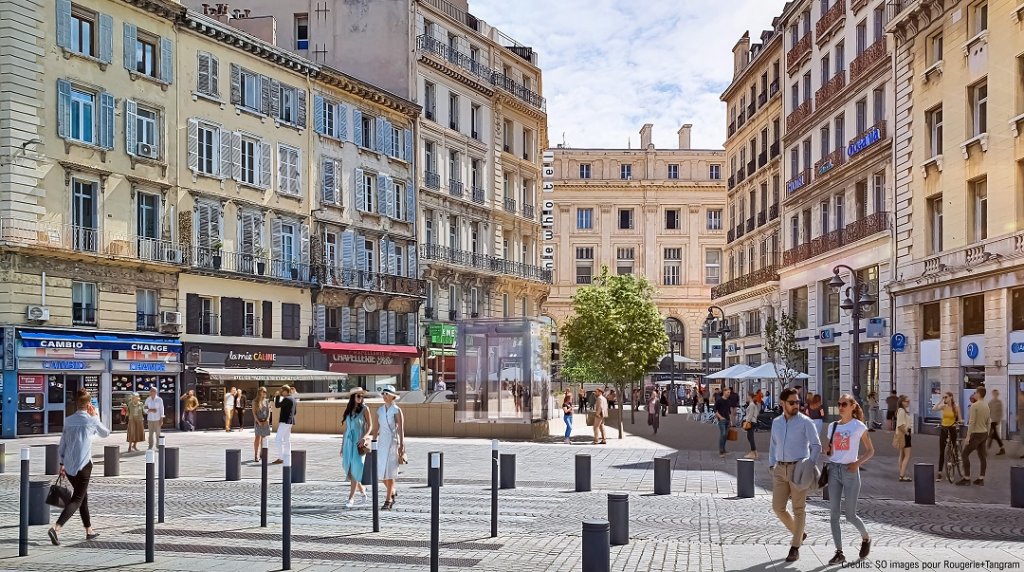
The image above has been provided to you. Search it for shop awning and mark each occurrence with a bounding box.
[195,367,347,382]
[19,331,180,352]
[318,341,419,356]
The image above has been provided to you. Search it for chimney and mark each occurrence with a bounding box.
[732,31,751,77]
[677,124,692,150]
[640,123,654,150]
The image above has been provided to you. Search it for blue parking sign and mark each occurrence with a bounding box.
[891,333,907,353]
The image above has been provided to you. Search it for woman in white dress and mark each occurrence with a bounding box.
[372,385,405,510]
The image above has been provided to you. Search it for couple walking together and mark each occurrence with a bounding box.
[340,386,406,509]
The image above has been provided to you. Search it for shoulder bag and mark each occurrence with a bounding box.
[817,422,838,489]
[46,475,72,508]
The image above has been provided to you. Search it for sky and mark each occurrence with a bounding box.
[470,0,790,151]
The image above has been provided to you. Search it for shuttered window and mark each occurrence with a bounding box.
[234,134,272,188]
[313,94,348,139]
[58,80,113,149]
[196,51,219,98]
[281,303,301,340]
[320,157,341,205]
[277,144,301,196]
[56,1,113,63]
[187,119,230,177]
[123,24,172,83]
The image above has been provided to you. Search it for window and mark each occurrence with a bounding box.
[802,72,811,103]
[969,81,988,136]
[791,83,800,109]
[278,85,299,125]
[928,195,943,253]
[579,163,591,179]
[616,247,634,275]
[523,128,533,161]
[856,180,868,220]
[239,136,260,186]
[424,141,437,174]
[857,265,880,318]
[856,98,867,134]
[834,114,845,151]
[503,119,513,151]
[448,216,459,249]
[69,88,96,144]
[791,286,809,329]
[424,211,434,244]
[835,193,845,229]
[361,171,375,212]
[448,150,460,183]
[322,98,336,136]
[71,178,98,252]
[391,126,402,158]
[295,14,309,50]
[575,247,594,284]
[872,173,886,213]
[278,145,301,196]
[971,1,988,36]
[929,33,943,66]
[707,209,722,230]
[620,164,632,180]
[835,40,845,73]
[243,301,258,337]
[926,106,943,157]
[618,208,634,230]
[70,6,97,57]
[665,209,680,230]
[820,199,830,235]
[135,33,157,78]
[790,215,800,246]
[856,20,867,54]
[126,102,159,158]
[423,81,436,120]
[448,92,459,131]
[137,191,159,242]
[360,113,374,148]
[705,249,722,285]
[668,164,679,179]
[923,302,941,339]
[195,122,219,176]
[282,302,301,340]
[963,294,985,335]
[710,164,721,179]
[136,289,158,331]
[196,52,219,97]
[970,178,988,242]
[821,54,831,83]
[470,104,480,139]
[576,208,593,230]
[820,125,830,158]
[873,5,885,41]
[72,281,97,325]
[240,69,259,110]
[393,181,405,220]
[663,248,681,286]
[1013,290,1024,332]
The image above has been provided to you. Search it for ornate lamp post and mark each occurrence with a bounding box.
[705,306,730,391]
[828,265,876,404]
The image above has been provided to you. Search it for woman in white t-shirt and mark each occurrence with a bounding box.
[823,393,875,565]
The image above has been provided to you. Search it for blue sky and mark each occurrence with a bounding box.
[471,0,790,150]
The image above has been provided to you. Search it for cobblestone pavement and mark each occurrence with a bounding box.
[0,414,1021,571]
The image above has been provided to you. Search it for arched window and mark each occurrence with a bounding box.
[664,317,684,351]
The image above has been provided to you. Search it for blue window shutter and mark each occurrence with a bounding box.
[356,308,366,343]
[315,304,326,341]
[388,241,397,275]
[313,95,324,134]
[160,37,173,84]
[375,116,386,153]
[355,235,366,272]
[407,314,418,346]
[377,174,387,215]
[406,178,415,223]
[352,109,362,145]
[404,128,413,162]
[337,104,348,140]
[320,157,335,204]
[57,79,71,139]
[125,99,137,154]
[383,120,393,156]
[99,92,115,150]
[341,229,355,270]
[379,237,388,274]
[98,13,113,64]
[387,310,396,344]
[56,0,72,49]
[341,306,351,342]
[123,23,137,71]
[354,168,365,211]
[407,244,417,278]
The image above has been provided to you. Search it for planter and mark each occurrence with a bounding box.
[290,267,299,280]
[212,255,222,270]
[256,262,266,275]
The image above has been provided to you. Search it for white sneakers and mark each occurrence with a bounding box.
[345,491,368,508]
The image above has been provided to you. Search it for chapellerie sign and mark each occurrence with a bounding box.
[330,352,397,366]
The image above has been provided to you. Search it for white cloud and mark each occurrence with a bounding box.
[470,0,789,150]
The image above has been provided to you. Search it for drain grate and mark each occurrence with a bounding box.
[121,527,503,550]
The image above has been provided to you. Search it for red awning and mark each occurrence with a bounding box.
[318,341,420,356]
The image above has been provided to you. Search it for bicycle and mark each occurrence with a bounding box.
[943,423,964,484]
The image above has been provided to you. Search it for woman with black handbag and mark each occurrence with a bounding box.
[823,393,874,565]
[49,389,110,546]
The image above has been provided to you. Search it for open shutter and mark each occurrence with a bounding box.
[239,212,255,258]
[262,301,273,338]
[356,235,366,272]
[209,55,219,97]
[277,145,288,193]
[125,100,137,155]
[377,174,387,215]
[260,74,271,115]
[341,229,356,272]
[375,116,386,153]
[379,237,388,274]
[387,310,397,344]
[290,149,301,196]
[123,23,137,71]
[56,0,72,49]
[300,223,310,279]
[384,177,394,218]
[407,246,417,278]
[260,141,272,188]
[57,80,71,139]
[352,109,362,145]
[98,13,113,64]
[186,118,198,171]
[341,307,351,342]
[231,132,242,181]
[337,103,348,140]
[315,304,326,342]
[296,89,307,127]
[269,80,281,119]
[404,128,413,162]
[321,157,335,204]
[356,308,366,343]
[229,64,241,105]
[185,293,201,335]
[383,120,394,156]
[99,92,115,150]
[160,37,173,84]
[388,241,397,275]
[313,95,325,134]
[354,169,365,212]
[379,311,389,344]
[219,127,232,178]
[271,218,283,274]
[407,314,418,346]
[406,178,415,223]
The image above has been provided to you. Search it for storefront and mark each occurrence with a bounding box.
[4,329,181,437]
[320,341,419,392]
[424,323,456,391]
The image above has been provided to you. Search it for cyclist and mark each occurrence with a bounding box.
[932,391,961,481]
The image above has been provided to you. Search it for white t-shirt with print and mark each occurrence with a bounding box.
[827,419,867,465]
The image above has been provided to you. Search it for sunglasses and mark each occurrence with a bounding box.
[838,401,850,407]
[355,395,364,399]
[784,400,799,405]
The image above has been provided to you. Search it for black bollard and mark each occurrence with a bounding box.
[653,456,671,495]
[575,454,592,492]
[165,447,179,479]
[361,455,373,486]
[913,463,935,505]
[607,493,629,546]
[736,459,755,498]
[499,453,516,489]
[429,452,440,572]
[491,440,498,538]
[428,450,440,487]
[260,447,268,528]
[226,449,241,481]
[581,519,611,572]
[145,450,155,563]
[1012,466,1024,509]
[28,481,49,525]
[158,436,165,524]
[290,450,306,484]
[104,445,120,477]
[45,443,59,475]
[0,442,5,473]
[19,448,29,557]
[371,440,379,533]
[282,458,292,570]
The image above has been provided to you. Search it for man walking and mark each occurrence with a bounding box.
[180,390,198,431]
[768,387,821,562]
[224,387,236,432]
[958,387,991,486]
[234,388,246,430]
[144,387,164,450]
[885,389,899,430]
[715,387,734,457]
[592,387,608,445]
[988,389,1006,456]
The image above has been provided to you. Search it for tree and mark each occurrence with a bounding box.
[560,345,600,388]
[763,311,802,399]
[560,268,667,438]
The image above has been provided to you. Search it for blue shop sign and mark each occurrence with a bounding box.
[129,362,167,372]
[43,360,87,370]
[1011,342,1024,353]
[847,126,882,158]
[786,172,808,194]
[19,331,180,353]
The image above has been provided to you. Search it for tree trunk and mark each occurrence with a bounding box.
[630,381,636,425]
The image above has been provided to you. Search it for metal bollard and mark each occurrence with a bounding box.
[575,454,592,492]
[164,447,179,479]
[290,450,306,484]
[371,440,379,533]
[145,450,155,563]
[19,448,29,557]
[225,449,241,481]
[427,451,444,487]
[581,519,611,572]
[736,459,755,498]
[282,456,292,570]
[607,493,629,546]
[0,442,6,473]
[490,440,498,538]
[104,445,120,477]
[1012,466,1024,509]
[260,447,268,528]
[499,453,516,489]
[45,443,59,475]
[914,463,935,505]
[653,456,671,495]
[361,454,374,486]
[430,452,441,572]
[158,436,165,524]
[27,481,49,525]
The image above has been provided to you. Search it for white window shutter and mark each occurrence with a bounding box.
[269,80,281,118]
[209,54,219,97]
[260,74,271,115]
[375,116,386,153]
[313,94,325,134]
[231,132,242,181]
[341,306,351,342]
[260,141,272,188]
[57,79,71,139]
[277,145,288,193]
[98,13,113,64]
[377,174,387,215]
[341,229,356,269]
[353,109,362,144]
[271,218,283,264]
[125,100,138,155]
[291,148,301,196]
[123,23,137,71]
[383,120,394,156]
[337,103,348,140]
[356,308,366,343]
[321,157,335,204]
[354,168,365,211]
[315,304,326,341]
[197,52,210,95]
[407,314,418,346]
[229,64,241,105]
[300,223,310,266]
[160,37,173,84]
[387,310,396,344]
[186,118,198,171]
[407,245,417,278]
[56,0,72,49]
[388,241,397,275]
[297,89,307,127]
[219,127,232,178]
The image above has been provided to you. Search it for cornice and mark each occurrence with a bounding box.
[121,0,185,21]
[417,55,496,99]
[495,94,546,122]
[318,66,422,120]
[183,11,317,75]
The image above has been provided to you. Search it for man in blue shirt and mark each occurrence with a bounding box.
[768,387,822,563]
[714,387,733,457]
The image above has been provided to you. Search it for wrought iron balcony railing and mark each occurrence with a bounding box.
[322,267,426,297]
[449,179,464,198]
[0,218,186,265]
[421,243,552,283]
[711,266,780,299]
[522,204,535,219]
[851,37,887,82]
[782,212,889,266]
[504,197,517,213]
[472,186,485,203]
[787,33,813,70]
[425,171,441,189]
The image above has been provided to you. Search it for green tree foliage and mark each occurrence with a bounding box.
[763,311,801,388]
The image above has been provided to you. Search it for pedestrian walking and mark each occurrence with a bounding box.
[824,394,874,565]
[49,389,109,546]
[807,394,825,436]
[742,391,762,459]
[932,391,960,481]
[866,391,880,432]
[122,393,145,452]
[272,385,297,465]
[647,389,661,434]
[373,385,405,509]
[341,388,372,508]
[894,395,913,481]
[885,390,899,431]
[144,387,164,450]
[592,387,608,444]
[957,387,991,486]
[234,388,247,430]
[715,387,734,457]
[562,391,574,444]
[660,389,669,417]
[180,390,198,432]
[988,389,1006,456]
[252,387,271,463]
[224,387,236,432]
[768,387,821,562]
[578,388,587,414]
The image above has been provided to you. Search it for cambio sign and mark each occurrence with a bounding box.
[541,150,555,271]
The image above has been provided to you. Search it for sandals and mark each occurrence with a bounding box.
[382,499,393,510]
[898,476,912,482]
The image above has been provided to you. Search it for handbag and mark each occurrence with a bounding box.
[742,420,753,430]
[357,441,368,455]
[46,475,72,508]
[586,412,596,426]
[726,427,738,441]
[818,422,838,489]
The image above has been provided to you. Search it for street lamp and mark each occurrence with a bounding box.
[667,329,684,414]
[830,265,875,405]
[705,306,730,393]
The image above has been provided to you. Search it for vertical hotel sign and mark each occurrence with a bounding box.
[541,150,555,271]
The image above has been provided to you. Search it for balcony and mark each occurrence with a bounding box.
[728,121,736,137]
[416,34,494,84]
[449,179,464,198]
[727,229,736,243]
[758,91,767,106]
[711,265,780,299]
[770,78,780,97]
[770,140,780,158]
[490,72,546,111]
[136,312,159,332]
[747,102,756,118]
[815,72,846,109]
[425,171,441,189]
[816,0,846,43]
[727,175,735,190]
[746,217,755,233]
[421,0,481,32]
[243,317,261,337]
[786,169,811,195]
[769,203,779,220]
[0,218,186,265]
[757,211,767,227]
[746,160,756,175]
[758,151,768,168]
[782,211,889,266]
[323,267,427,297]
[522,204,535,219]
[787,33,813,70]
[737,110,746,128]
[190,247,312,283]
[735,224,745,239]
[737,166,746,183]
[814,147,846,179]
[472,186,485,204]
[786,100,812,131]
[199,312,219,336]
[847,120,888,159]
[504,197,517,213]
[421,243,552,283]
[851,37,887,82]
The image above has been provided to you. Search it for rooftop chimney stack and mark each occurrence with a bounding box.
[677,124,692,150]
[732,32,751,78]
[640,123,654,150]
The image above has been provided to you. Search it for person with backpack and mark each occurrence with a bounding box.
[823,394,874,565]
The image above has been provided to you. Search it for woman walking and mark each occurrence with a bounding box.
[252,387,271,463]
[932,391,960,481]
[866,391,880,432]
[123,393,145,452]
[742,391,762,459]
[341,388,372,507]
[824,393,874,564]
[647,389,661,434]
[272,385,296,465]
[562,390,574,444]
[49,389,110,545]
[372,386,405,509]
[895,395,913,481]
[807,393,825,436]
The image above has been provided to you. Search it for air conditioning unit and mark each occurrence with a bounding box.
[26,305,50,322]
[136,142,158,159]
[161,311,182,326]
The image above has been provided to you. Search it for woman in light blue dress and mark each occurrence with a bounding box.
[340,387,371,508]
[372,386,405,510]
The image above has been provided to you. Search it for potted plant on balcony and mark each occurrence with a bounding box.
[256,247,268,276]
[211,239,223,270]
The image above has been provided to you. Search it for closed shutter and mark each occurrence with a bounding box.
[186,118,198,171]
[380,311,389,344]
[239,211,259,257]
[99,92,115,150]
[354,169,365,211]
[406,178,415,223]
[341,306,351,342]
[230,131,242,181]
[57,80,71,139]
[321,157,336,204]
[98,13,113,64]
[377,173,387,215]
[269,80,281,119]
[197,52,211,95]
[341,229,356,277]
[407,245,417,278]
[56,0,72,49]
[407,314,418,346]
[262,301,273,338]
[219,127,232,178]
[337,103,348,140]
[313,95,325,134]
[123,23,137,71]
[159,37,173,84]
[208,55,219,97]
[290,148,301,195]
[229,64,241,105]
[125,100,138,155]
[260,74,271,115]
[404,128,413,162]
[315,303,326,342]
[281,303,293,340]
[277,145,288,193]
[296,89,307,127]
[356,308,366,343]
[352,109,362,145]
[185,293,201,335]
[260,141,272,188]
[375,116,386,153]
[220,297,243,337]
[387,310,397,344]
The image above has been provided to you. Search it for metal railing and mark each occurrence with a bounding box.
[136,313,159,332]
[504,197,517,213]
[425,171,441,189]
[770,78,780,97]
[190,247,311,283]
[727,229,736,243]
[787,32,813,69]
[0,218,186,265]
[746,217,755,232]
[73,304,96,326]
[322,267,426,297]
[782,212,889,266]
[728,121,736,137]
[747,160,756,175]
[816,0,846,39]
[421,243,552,283]
[815,72,847,109]
[200,312,219,336]
[364,329,380,344]
[770,140,780,158]
[769,203,779,220]
[758,151,768,168]
[851,37,887,82]
[757,211,767,227]
[787,100,813,131]
[472,186,485,203]
[522,204,535,219]
[243,317,261,337]
[711,265,780,299]
[449,179,464,198]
